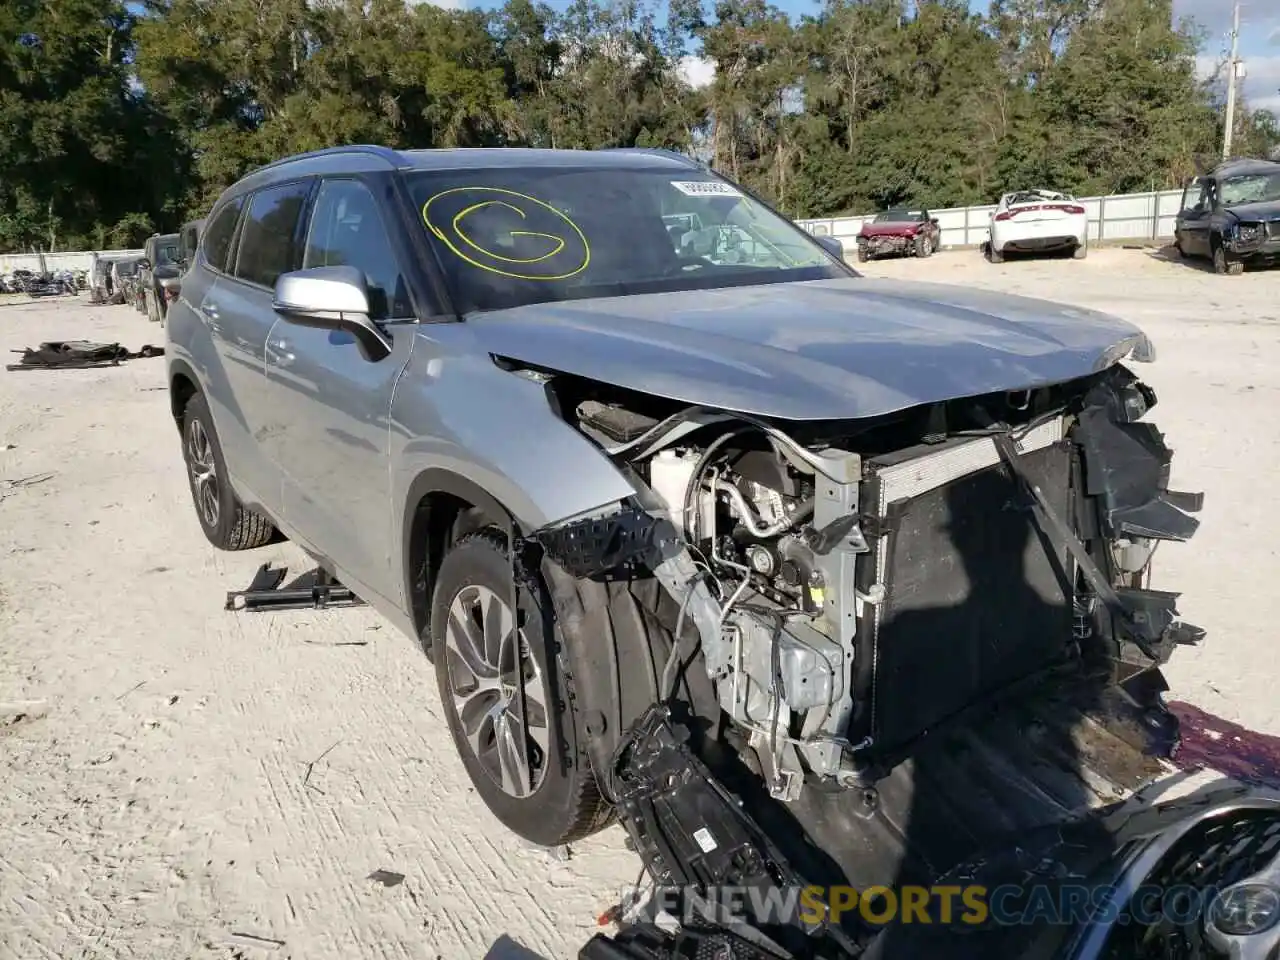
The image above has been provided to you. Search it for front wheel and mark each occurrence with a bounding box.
[1213,241,1243,276]
[856,246,869,263]
[914,234,933,258]
[431,530,611,847]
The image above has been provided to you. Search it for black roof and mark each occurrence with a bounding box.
[1211,158,1280,178]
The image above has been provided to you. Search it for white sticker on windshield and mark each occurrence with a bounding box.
[670,180,743,198]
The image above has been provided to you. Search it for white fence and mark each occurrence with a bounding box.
[0,249,145,274]
[797,188,1186,251]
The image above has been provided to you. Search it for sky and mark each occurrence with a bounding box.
[415,0,1280,115]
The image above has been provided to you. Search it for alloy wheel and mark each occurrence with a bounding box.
[443,584,550,798]
[186,417,220,528]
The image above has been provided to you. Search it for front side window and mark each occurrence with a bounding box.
[302,179,413,319]
[234,180,311,288]
[406,166,846,313]
[202,198,243,273]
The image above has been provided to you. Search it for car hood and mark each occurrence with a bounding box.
[465,278,1151,422]
[860,223,919,237]
[1224,201,1280,222]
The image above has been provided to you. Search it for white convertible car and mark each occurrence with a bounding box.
[985,188,1088,262]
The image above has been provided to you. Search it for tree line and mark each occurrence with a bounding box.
[1,0,1276,254]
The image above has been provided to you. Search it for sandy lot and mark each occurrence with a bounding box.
[1,248,1278,960]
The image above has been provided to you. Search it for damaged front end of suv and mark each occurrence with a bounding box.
[501,329,1211,958]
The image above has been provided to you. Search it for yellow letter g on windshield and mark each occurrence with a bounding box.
[422,187,591,281]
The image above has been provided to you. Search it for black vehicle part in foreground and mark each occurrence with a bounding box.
[580,705,1280,960]
[6,340,163,371]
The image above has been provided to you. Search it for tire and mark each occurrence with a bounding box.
[145,289,160,324]
[430,530,612,847]
[1212,240,1243,276]
[985,242,1004,264]
[856,246,869,263]
[1072,241,1087,260]
[915,234,933,258]
[180,392,277,551]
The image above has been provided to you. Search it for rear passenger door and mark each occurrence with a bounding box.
[259,176,419,606]
[204,178,313,519]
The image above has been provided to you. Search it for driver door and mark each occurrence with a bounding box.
[1176,178,1213,257]
[258,176,418,607]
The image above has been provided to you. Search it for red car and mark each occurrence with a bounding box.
[855,208,941,262]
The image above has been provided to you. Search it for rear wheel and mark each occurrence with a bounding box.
[181,392,277,550]
[985,242,1004,264]
[431,530,611,847]
[1072,241,1087,260]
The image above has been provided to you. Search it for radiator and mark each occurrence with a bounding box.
[849,419,1077,759]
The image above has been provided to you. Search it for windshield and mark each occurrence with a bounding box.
[406,166,845,313]
[156,242,179,265]
[874,210,923,223]
[1220,173,1280,207]
[114,260,139,276]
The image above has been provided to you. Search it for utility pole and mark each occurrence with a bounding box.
[1222,0,1241,160]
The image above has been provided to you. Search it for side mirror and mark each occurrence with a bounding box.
[138,258,151,271]
[815,235,845,260]
[272,266,392,362]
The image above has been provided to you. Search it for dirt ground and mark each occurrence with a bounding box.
[1,248,1278,960]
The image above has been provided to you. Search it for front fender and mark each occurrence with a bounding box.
[389,325,639,603]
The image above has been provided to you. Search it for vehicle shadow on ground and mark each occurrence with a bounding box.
[1146,244,1214,272]
[483,935,550,959]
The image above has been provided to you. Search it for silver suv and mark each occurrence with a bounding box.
[167,145,1202,871]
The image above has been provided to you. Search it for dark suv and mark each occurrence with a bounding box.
[1173,157,1280,274]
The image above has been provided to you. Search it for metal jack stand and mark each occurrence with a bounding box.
[224,563,365,613]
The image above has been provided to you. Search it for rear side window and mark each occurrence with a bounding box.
[234,180,311,288]
[201,198,243,272]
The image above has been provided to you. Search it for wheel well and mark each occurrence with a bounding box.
[406,490,501,649]
[170,372,198,431]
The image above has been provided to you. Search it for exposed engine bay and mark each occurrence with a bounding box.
[531,361,1205,801]
[510,357,1231,959]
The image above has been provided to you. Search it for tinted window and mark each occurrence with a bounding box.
[156,241,180,266]
[302,179,413,319]
[202,199,243,272]
[180,222,202,263]
[234,181,311,288]
[874,210,925,223]
[406,167,844,314]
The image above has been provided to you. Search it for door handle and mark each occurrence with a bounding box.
[265,337,295,368]
[200,301,219,321]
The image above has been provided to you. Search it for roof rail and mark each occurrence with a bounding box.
[599,147,701,168]
[252,144,406,175]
